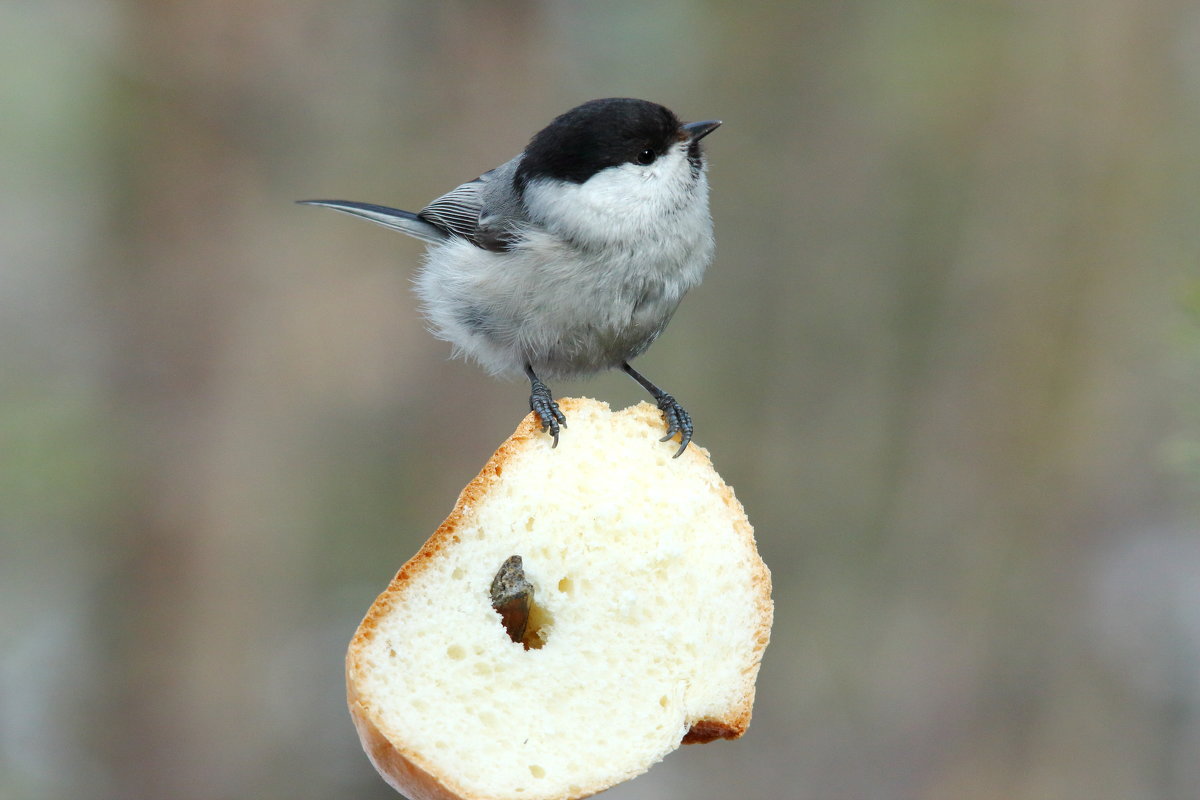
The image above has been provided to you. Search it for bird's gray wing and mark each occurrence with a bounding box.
[417,178,488,241]
[418,165,523,252]
[299,158,526,251]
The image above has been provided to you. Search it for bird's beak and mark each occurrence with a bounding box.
[682,119,722,142]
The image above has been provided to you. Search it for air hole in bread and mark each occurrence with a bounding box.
[523,600,553,650]
[528,764,546,779]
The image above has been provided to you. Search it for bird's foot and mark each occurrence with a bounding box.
[528,379,567,447]
[655,394,693,458]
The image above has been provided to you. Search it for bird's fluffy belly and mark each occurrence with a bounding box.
[415,234,702,378]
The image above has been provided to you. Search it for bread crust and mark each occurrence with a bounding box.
[348,679,472,800]
[346,398,773,800]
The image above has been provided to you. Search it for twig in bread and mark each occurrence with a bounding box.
[490,555,534,646]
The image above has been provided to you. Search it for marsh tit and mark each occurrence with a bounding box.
[300,98,720,456]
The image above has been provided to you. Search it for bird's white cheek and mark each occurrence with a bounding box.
[523,154,703,245]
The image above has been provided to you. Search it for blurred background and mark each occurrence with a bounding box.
[3,1,1200,798]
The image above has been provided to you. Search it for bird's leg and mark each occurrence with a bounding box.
[525,364,566,447]
[621,362,693,457]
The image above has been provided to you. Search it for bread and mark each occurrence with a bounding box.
[347,397,772,800]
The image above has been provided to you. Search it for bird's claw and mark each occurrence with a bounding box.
[529,379,567,447]
[656,394,693,458]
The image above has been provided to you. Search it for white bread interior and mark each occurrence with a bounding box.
[347,398,773,800]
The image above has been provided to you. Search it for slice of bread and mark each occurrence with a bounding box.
[347,398,773,800]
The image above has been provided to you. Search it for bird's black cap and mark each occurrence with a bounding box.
[515,98,700,189]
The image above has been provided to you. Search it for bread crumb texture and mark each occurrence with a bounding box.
[347,398,773,800]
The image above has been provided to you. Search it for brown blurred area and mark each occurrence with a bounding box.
[3,1,1200,798]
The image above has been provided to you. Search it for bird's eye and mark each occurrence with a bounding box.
[636,149,656,165]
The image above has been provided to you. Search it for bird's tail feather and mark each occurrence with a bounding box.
[297,200,448,244]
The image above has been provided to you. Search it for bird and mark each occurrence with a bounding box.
[300,97,720,457]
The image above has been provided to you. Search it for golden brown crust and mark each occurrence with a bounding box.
[682,718,746,744]
[347,678,472,800]
[346,398,773,800]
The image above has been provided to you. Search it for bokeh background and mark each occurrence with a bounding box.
[4,1,1200,798]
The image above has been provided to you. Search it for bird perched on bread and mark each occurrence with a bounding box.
[301,98,721,456]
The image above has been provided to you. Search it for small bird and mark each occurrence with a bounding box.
[300,98,720,456]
